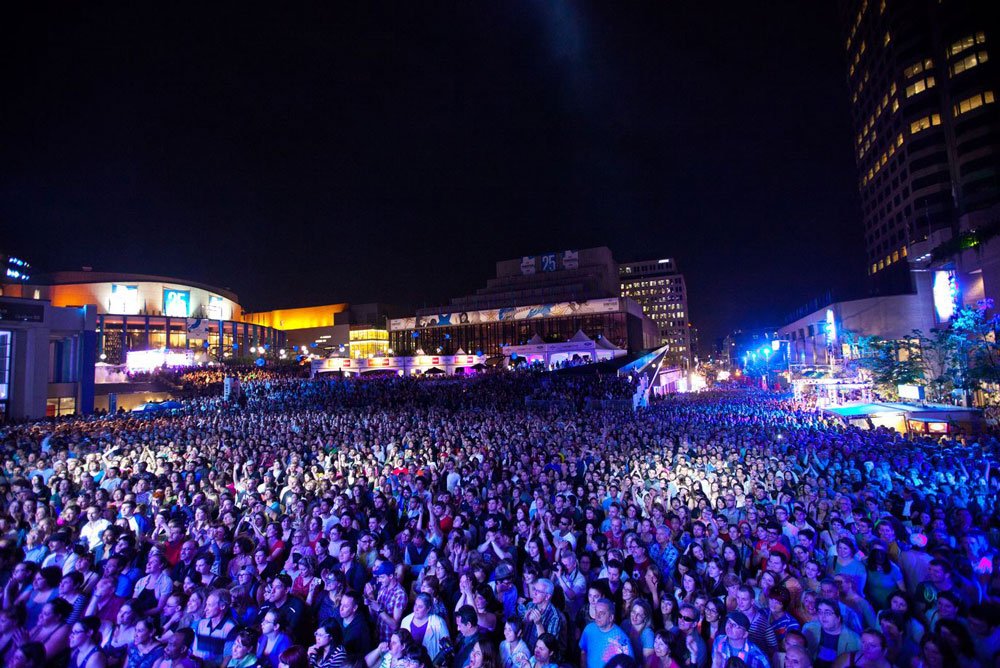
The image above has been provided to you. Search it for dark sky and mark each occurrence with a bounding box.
[2,2,867,351]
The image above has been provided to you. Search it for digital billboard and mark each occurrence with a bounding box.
[109,284,140,315]
[163,289,191,318]
[933,271,959,322]
[207,295,225,320]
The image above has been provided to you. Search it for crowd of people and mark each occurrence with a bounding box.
[1,371,999,668]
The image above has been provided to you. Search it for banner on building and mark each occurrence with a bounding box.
[562,250,579,270]
[389,297,620,331]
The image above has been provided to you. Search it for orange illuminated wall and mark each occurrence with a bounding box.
[48,284,100,308]
[241,303,348,330]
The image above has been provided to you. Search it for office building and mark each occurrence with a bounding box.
[840,0,999,293]
[619,258,691,367]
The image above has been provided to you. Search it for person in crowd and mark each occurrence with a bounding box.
[10,642,48,668]
[259,610,294,668]
[124,617,163,668]
[151,628,199,668]
[579,597,634,668]
[401,592,449,661]
[102,599,139,667]
[802,599,861,668]
[278,645,310,668]
[622,598,655,664]
[453,605,482,668]
[520,578,563,650]
[225,629,261,668]
[500,618,531,668]
[30,597,72,663]
[69,616,108,668]
[306,620,347,668]
[0,605,29,665]
[193,589,239,668]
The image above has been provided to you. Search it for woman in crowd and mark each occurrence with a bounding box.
[101,600,139,668]
[69,616,108,668]
[400,593,449,662]
[29,598,72,664]
[306,621,347,668]
[225,629,262,668]
[18,565,62,629]
[258,610,293,668]
[124,617,162,668]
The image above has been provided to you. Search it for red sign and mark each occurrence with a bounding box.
[431,357,440,364]
[382,358,390,366]
[343,360,351,367]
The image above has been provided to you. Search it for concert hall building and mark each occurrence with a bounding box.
[388,247,660,357]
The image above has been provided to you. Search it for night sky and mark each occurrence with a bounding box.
[2,3,867,352]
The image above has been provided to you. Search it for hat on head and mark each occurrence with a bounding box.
[728,611,751,631]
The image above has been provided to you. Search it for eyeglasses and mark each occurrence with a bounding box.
[680,615,698,623]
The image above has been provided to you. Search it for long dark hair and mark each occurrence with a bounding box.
[866,545,892,574]
[315,620,345,661]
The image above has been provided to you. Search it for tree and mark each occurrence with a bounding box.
[841,329,925,400]
[946,299,1000,404]
[915,327,955,402]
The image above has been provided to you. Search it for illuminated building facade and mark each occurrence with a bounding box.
[2,270,285,367]
[389,248,660,356]
[619,258,691,367]
[349,328,389,358]
[840,0,1000,293]
[243,302,397,355]
[1,255,98,421]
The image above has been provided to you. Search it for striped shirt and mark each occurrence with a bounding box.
[193,616,238,668]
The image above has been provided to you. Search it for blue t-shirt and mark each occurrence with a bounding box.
[579,622,634,668]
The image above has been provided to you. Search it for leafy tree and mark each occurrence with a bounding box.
[915,327,955,402]
[947,299,1000,403]
[841,329,925,400]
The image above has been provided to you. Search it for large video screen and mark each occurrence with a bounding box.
[109,284,140,315]
[163,289,191,318]
[207,295,225,320]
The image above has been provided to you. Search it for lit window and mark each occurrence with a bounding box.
[951,51,988,76]
[954,90,995,116]
[905,76,935,98]
[948,32,986,58]
[909,114,941,134]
